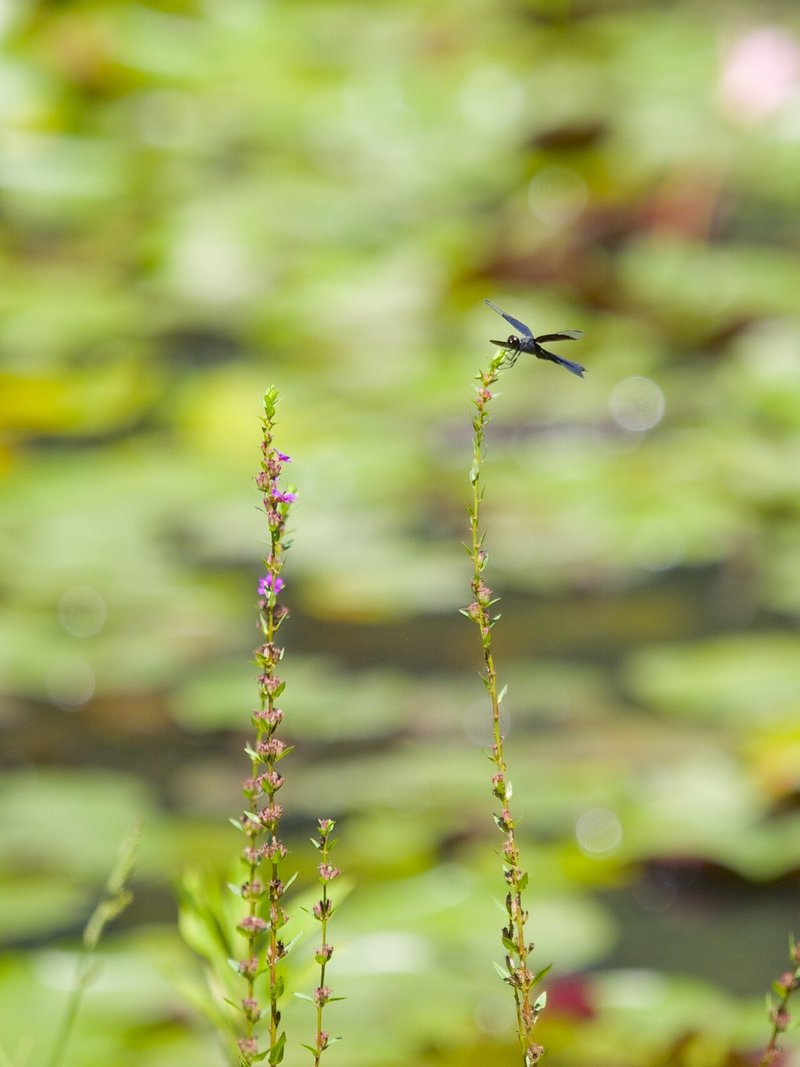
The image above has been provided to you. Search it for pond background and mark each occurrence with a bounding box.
[2,1,800,1064]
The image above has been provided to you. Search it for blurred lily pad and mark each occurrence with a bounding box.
[0,769,156,882]
[623,633,800,726]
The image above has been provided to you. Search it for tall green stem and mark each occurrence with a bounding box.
[463,354,548,1067]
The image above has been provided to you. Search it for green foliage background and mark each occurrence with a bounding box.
[1,1,800,1064]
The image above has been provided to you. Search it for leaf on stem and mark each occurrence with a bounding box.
[268,1031,286,1065]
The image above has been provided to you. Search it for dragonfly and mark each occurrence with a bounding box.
[485,298,585,378]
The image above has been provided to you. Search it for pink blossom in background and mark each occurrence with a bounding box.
[718,26,800,123]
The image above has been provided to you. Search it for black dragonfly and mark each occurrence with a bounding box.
[485,298,585,378]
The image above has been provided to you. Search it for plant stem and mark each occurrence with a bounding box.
[462,353,546,1067]
[307,818,340,1066]
[236,387,296,1066]
[759,938,800,1066]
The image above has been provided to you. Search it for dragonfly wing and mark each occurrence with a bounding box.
[484,298,533,338]
[555,355,586,378]
[536,346,586,378]
[535,330,583,342]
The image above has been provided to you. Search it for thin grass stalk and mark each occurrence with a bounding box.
[46,820,140,1067]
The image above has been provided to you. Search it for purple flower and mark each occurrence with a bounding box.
[238,914,268,934]
[318,863,341,882]
[275,451,291,463]
[258,574,285,597]
[271,489,297,503]
[237,1036,259,1057]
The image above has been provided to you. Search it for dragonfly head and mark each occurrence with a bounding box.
[489,334,523,351]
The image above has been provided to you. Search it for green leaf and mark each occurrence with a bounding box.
[268,1031,286,1065]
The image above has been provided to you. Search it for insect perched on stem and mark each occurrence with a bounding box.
[485,299,585,378]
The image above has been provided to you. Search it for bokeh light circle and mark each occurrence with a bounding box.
[609,376,665,431]
[575,807,623,857]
